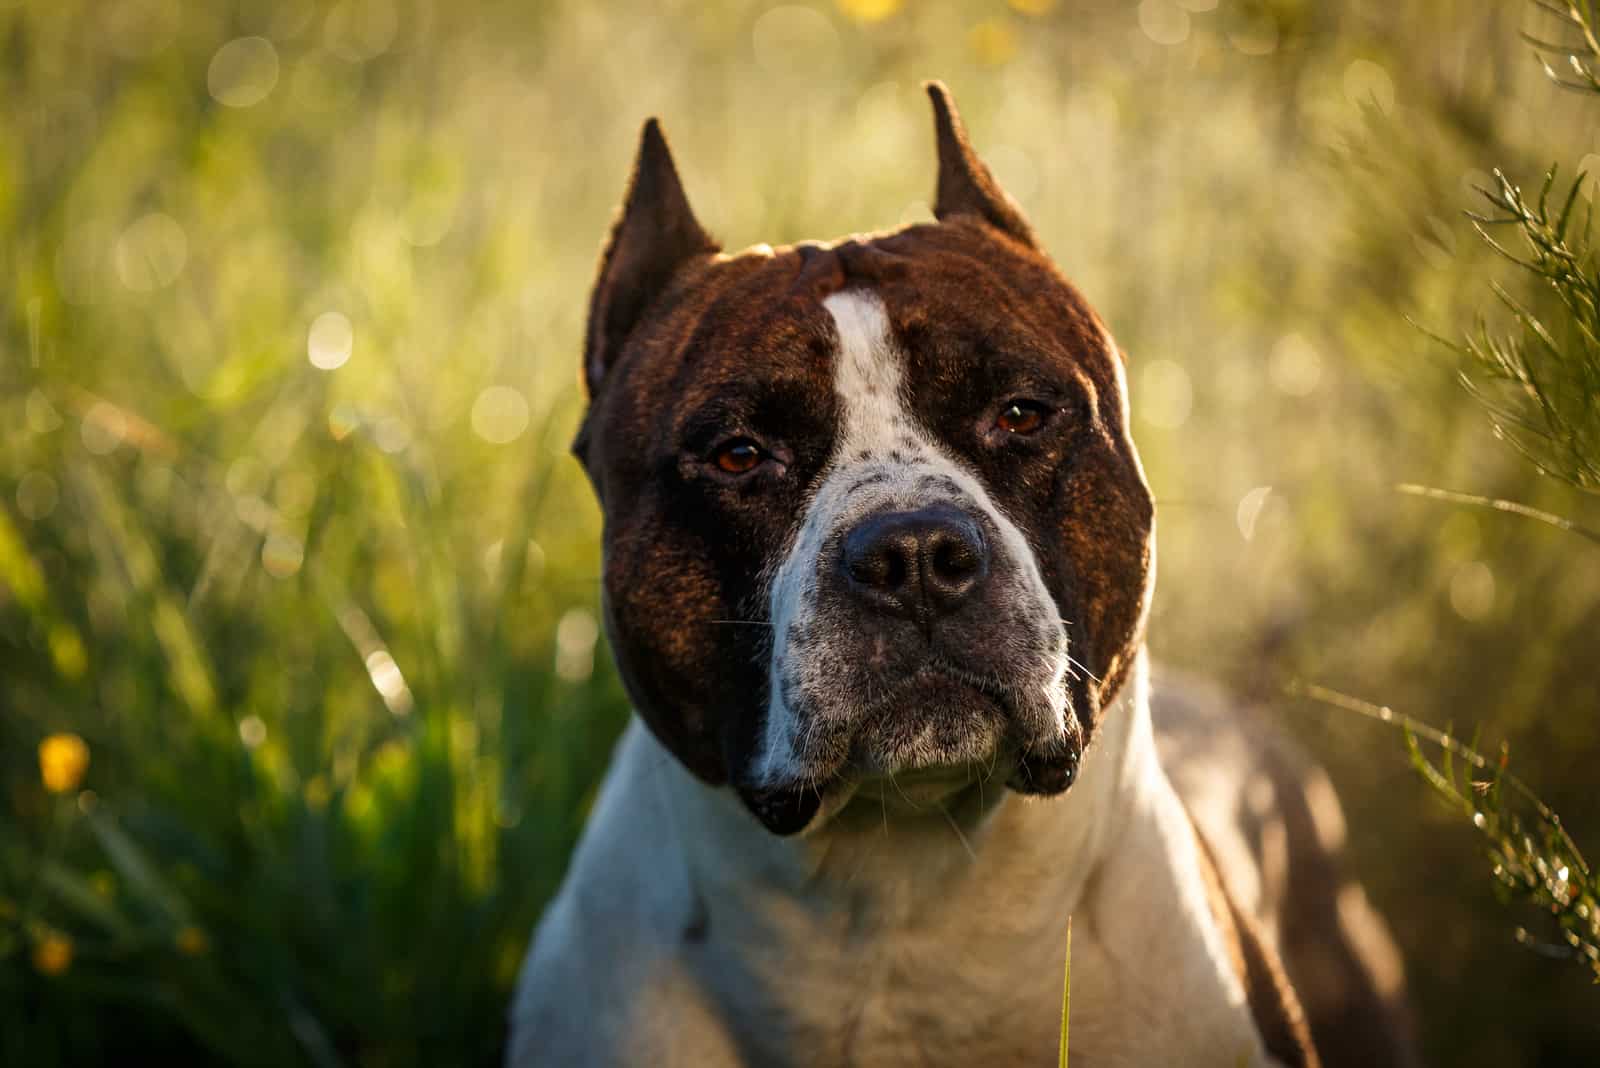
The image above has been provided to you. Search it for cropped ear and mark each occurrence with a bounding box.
[925,81,1038,248]
[584,118,719,394]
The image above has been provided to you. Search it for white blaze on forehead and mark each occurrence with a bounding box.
[824,290,911,457]
[754,288,1070,787]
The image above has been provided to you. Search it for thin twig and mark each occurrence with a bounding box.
[1287,680,1590,877]
[1394,483,1600,544]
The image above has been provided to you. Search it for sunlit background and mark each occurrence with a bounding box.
[3,0,1599,1064]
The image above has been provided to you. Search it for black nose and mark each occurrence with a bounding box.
[840,505,989,623]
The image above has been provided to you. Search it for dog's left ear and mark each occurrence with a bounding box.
[584,118,720,395]
[926,81,1038,249]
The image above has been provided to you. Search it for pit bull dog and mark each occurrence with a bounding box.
[509,83,1416,1067]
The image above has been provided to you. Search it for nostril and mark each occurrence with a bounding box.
[844,531,910,592]
[848,547,901,590]
[931,535,979,580]
[840,506,990,619]
[882,550,908,590]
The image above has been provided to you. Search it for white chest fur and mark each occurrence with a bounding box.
[509,651,1277,1067]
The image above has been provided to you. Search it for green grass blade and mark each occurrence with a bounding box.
[1058,914,1072,1068]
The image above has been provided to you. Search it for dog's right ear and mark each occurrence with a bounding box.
[584,119,719,396]
[926,81,1038,249]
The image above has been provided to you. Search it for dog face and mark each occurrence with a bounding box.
[575,85,1154,834]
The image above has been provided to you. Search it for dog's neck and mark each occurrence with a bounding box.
[592,647,1264,1063]
[653,648,1156,937]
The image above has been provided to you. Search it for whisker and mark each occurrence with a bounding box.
[888,770,922,811]
[706,619,775,627]
[939,803,979,864]
[1066,654,1102,684]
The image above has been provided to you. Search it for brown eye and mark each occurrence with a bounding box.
[713,439,765,474]
[995,401,1048,436]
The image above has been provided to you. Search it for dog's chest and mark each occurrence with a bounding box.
[693,918,1066,1067]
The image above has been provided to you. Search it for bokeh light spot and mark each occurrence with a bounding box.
[1269,332,1323,396]
[17,471,59,521]
[1236,486,1273,542]
[836,0,902,23]
[374,416,412,454]
[26,390,63,434]
[115,212,188,291]
[1138,0,1190,45]
[364,649,414,716]
[1007,0,1058,15]
[307,311,354,370]
[1450,561,1496,621]
[471,386,530,445]
[238,715,267,749]
[325,0,399,63]
[328,403,361,441]
[1343,59,1396,115]
[81,402,128,455]
[261,532,305,578]
[207,37,280,108]
[555,608,600,683]
[225,456,267,498]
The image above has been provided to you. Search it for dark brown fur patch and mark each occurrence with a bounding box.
[1192,817,1320,1068]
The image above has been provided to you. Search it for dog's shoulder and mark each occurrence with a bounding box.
[1149,667,1419,1068]
[508,724,745,1068]
[1188,810,1319,1067]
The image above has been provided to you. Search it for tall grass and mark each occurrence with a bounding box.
[2,1,1599,1064]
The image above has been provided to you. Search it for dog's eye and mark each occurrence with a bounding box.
[712,439,766,475]
[995,400,1049,436]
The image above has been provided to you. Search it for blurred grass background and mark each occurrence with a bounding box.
[2,0,1598,1064]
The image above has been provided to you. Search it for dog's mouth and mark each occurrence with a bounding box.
[849,658,1011,763]
[739,656,1081,836]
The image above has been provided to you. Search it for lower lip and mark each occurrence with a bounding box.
[855,765,987,807]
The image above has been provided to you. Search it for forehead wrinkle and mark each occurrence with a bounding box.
[873,240,1112,371]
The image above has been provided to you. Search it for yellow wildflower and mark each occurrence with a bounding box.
[38,732,90,794]
[33,933,73,976]
[175,925,209,957]
[837,0,903,24]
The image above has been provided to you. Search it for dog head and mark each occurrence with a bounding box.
[574,84,1154,835]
